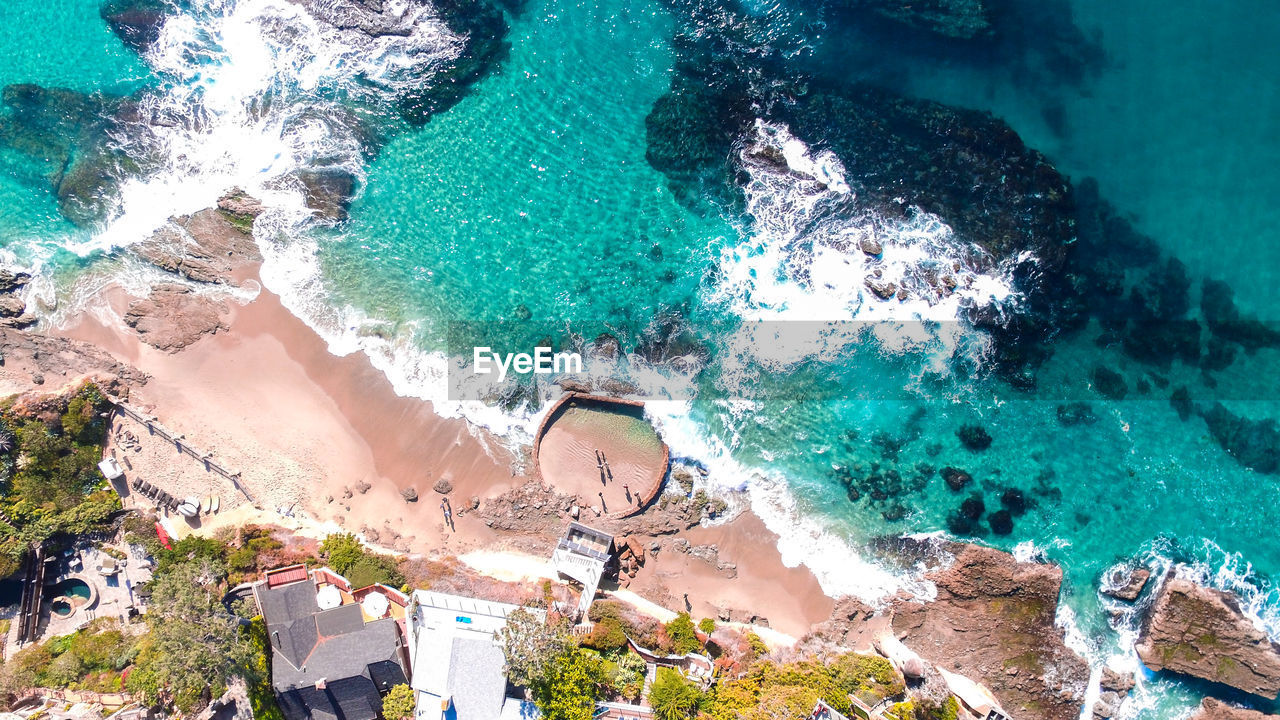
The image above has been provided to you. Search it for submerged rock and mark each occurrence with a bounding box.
[1137,575,1280,699]
[1000,488,1026,516]
[987,509,1013,535]
[832,0,991,39]
[1092,366,1128,400]
[297,167,357,222]
[1056,402,1098,426]
[100,0,168,53]
[0,83,157,226]
[1101,566,1150,602]
[1200,403,1280,475]
[941,466,972,491]
[956,424,993,451]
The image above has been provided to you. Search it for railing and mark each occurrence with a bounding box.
[109,399,253,502]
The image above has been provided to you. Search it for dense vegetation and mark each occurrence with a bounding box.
[320,532,405,589]
[0,383,119,576]
[702,654,905,720]
[505,598,909,720]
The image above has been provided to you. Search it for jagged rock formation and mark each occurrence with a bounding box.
[801,542,1089,720]
[0,327,148,398]
[0,269,35,329]
[1137,576,1280,699]
[1192,697,1272,719]
[1102,566,1151,602]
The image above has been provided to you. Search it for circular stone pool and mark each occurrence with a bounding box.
[50,597,73,616]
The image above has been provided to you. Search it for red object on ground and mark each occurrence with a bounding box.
[154,522,172,550]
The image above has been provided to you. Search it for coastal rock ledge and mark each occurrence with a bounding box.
[1192,697,1271,719]
[1137,575,1280,699]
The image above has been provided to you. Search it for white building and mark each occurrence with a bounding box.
[407,591,541,720]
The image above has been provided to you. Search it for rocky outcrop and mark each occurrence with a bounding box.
[1192,697,1272,720]
[0,327,148,397]
[1137,576,1280,699]
[891,543,1090,720]
[0,269,35,328]
[834,0,991,39]
[1101,566,1150,602]
[123,284,227,352]
[133,204,262,285]
[1090,668,1135,719]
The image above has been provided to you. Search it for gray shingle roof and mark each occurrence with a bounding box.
[256,574,409,720]
[447,638,508,720]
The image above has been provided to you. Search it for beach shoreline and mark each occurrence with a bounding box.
[53,266,836,640]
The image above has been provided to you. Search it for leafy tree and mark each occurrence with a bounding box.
[382,683,416,720]
[530,648,605,720]
[320,533,365,575]
[648,668,702,720]
[319,533,403,588]
[126,559,256,711]
[500,607,574,689]
[664,612,700,655]
[245,617,285,720]
[603,651,646,701]
[699,652,903,720]
[698,618,716,635]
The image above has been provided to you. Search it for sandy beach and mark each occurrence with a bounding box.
[54,269,834,640]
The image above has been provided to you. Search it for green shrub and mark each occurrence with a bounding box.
[648,668,702,720]
[664,612,700,655]
[697,618,716,635]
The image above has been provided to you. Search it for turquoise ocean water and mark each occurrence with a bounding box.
[2,0,1279,716]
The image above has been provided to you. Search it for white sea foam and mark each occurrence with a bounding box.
[712,120,1018,368]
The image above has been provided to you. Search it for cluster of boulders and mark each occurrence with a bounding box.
[614,535,647,585]
[0,269,34,329]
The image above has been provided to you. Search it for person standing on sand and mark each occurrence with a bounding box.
[595,449,603,469]
[623,483,631,501]
[598,491,607,513]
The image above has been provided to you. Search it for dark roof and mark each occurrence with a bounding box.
[256,570,409,720]
[315,604,364,637]
[257,576,322,670]
[367,660,408,693]
[272,616,406,693]
[277,676,381,720]
[560,522,614,562]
